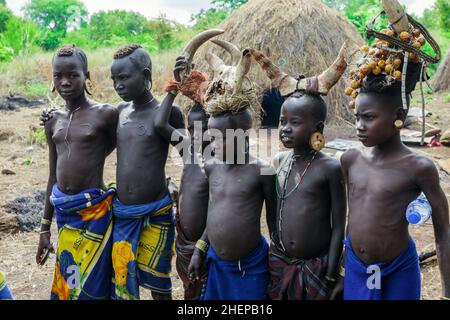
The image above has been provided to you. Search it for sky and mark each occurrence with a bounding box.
[6,0,436,25]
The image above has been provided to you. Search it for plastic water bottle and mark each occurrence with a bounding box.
[406,193,432,225]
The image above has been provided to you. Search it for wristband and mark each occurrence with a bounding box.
[195,240,209,253]
[41,218,52,226]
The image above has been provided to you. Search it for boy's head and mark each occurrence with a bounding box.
[208,108,253,160]
[279,92,327,150]
[355,62,422,147]
[52,44,90,100]
[187,102,210,151]
[111,44,152,102]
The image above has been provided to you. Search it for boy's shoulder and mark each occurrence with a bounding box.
[403,150,436,176]
[273,151,291,170]
[340,148,362,170]
[117,101,131,112]
[316,152,342,172]
[90,102,118,123]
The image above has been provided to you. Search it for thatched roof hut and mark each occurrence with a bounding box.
[193,0,364,122]
[433,49,450,92]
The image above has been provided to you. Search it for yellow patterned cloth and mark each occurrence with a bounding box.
[50,184,116,300]
[112,194,175,300]
[0,271,14,300]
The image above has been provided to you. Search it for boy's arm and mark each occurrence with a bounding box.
[416,158,450,298]
[261,162,277,240]
[103,104,118,156]
[325,161,347,280]
[36,118,57,264]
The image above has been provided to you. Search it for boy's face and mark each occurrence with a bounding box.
[279,97,316,149]
[208,116,229,160]
[355,93,398,147]
[52,56,87,101]
[188,111,210,149]
[111,57,147,102]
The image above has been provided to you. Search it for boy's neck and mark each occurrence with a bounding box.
[133,90,154,107]
[372,132,404,158]
[65,94,89,112]
[293,145,315,157]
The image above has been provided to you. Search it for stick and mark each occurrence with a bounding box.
[419,249,437,263]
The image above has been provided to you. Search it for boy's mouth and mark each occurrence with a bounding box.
[357,134,369,142]
[281,135,293,143]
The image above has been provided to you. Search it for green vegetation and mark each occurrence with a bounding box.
[29,127,46,146]
[0,0,447,99]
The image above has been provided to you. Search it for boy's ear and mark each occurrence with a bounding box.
[395,107,407,122]
[143,68,151,81]
[315,121,325,133]
[86,71,91,80]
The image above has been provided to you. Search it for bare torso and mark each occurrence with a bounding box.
[344,147,422,264]
[116,101,184,204]
[179,157,209,241]
[276,152,338,259]
[50,103,117,194]
[206,158,267,261]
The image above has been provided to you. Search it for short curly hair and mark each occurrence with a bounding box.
[53,44,89,74]
[113,44,152,83]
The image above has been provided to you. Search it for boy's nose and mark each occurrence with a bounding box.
[61,78,71,87]
[356,120,365,131]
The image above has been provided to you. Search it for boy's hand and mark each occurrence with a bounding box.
[329,277,344,300]
[188,250,204,282]
[36,232,54,265]
[173,56,190,82]
[40,108,57,126]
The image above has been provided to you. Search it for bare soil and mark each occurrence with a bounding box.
[0,91,449,299]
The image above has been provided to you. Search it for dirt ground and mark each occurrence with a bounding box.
[0,91,449,300]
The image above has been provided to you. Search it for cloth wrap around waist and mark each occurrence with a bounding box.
[50,184,116,300]
[268,241,330,300]
[343,236,420,300]
[0,271,14,300]
[111,194,175,300]
[201,236,270,300]
[174,213,208,300]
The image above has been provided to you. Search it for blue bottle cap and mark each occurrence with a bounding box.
[407,212,421,224]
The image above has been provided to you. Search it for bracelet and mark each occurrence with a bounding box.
[41,218,52,226]
[195,240,209,253]
[39,230,50,235]
[325,275,337,283]
[339,266,345,278]
[169,89,179,96]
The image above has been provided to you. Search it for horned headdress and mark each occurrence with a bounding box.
[248,43,348,98]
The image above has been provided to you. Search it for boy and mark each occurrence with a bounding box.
[188,106,277,300]
[36,45,118,300]
[156,57,211,300]
[270,93,346,300]
[249,47,348,300]
[340,62,450,299]
[110,44,185,300]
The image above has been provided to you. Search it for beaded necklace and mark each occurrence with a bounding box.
[276,150,317,252]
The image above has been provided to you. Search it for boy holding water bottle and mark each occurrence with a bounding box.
[336,51,450,299]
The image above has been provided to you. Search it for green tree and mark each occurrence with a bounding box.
[192,0,248,30]
[0,4,12,32]
[436,0,450,31]
[211,0,248,10]
[88,10,147,47]
[24,0,88,50]
[145,15,182,51]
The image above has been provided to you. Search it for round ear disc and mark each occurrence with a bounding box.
[310,132,325,151]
